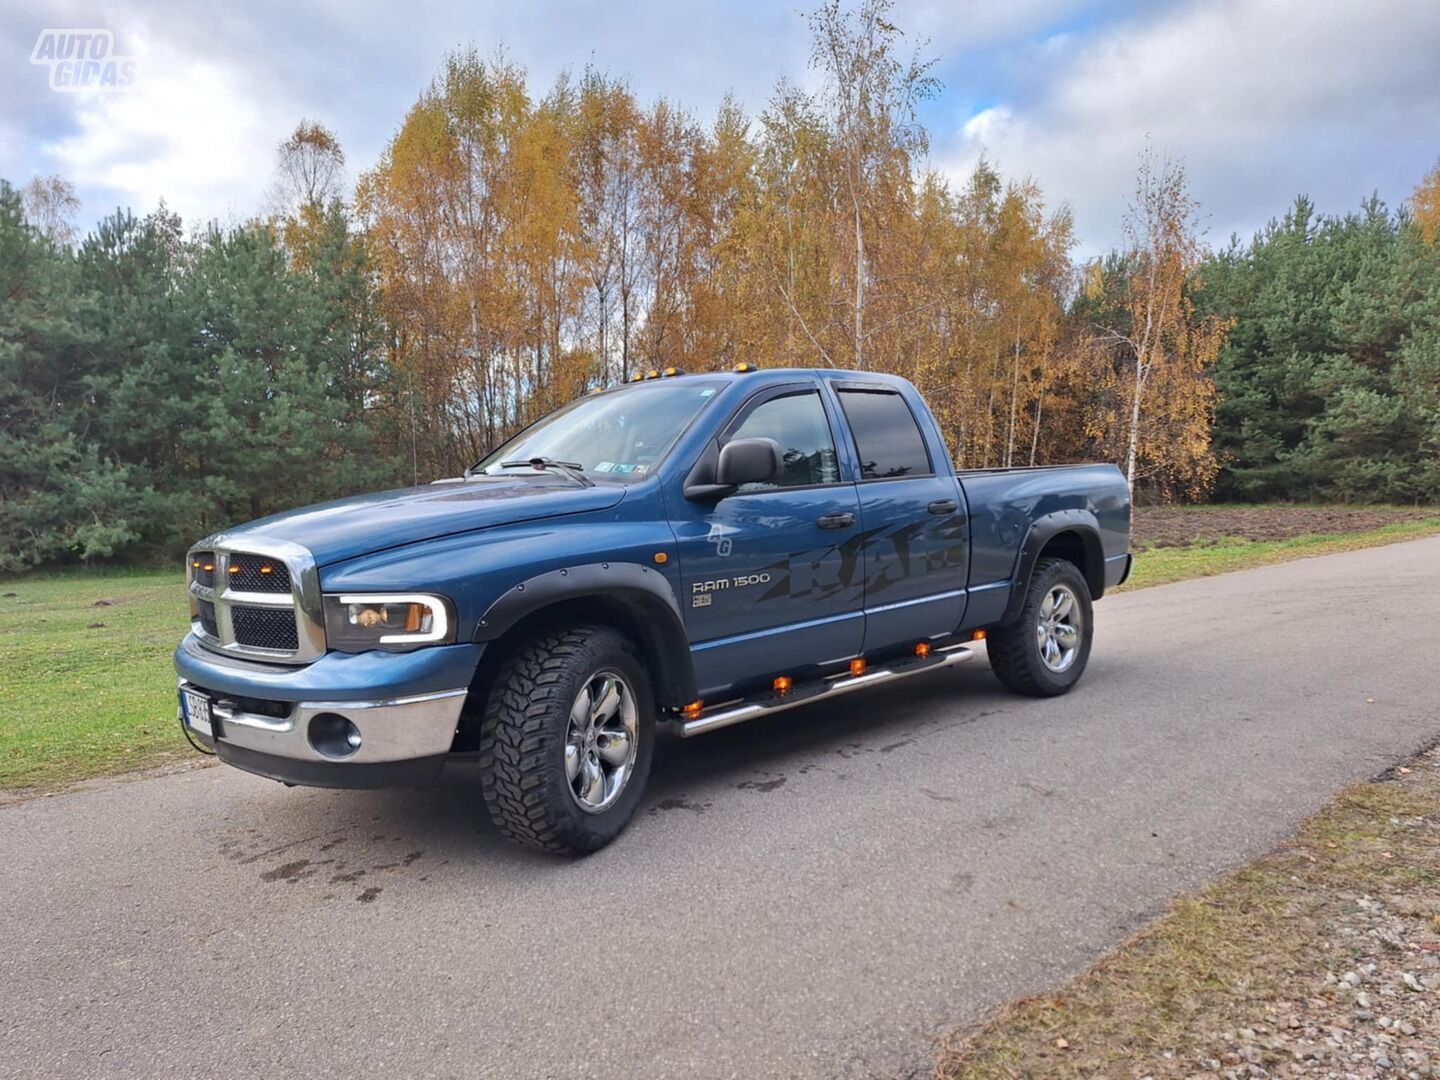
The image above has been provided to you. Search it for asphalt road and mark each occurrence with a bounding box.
[3,538,1439,1080]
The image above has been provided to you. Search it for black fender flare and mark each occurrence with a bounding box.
[1000,510,1107,625]
[474,562,697,708]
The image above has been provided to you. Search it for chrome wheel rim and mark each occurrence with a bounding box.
[564,669,639,814]
[1036,585,1081,673]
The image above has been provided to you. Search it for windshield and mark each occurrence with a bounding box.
[473,379,725,482]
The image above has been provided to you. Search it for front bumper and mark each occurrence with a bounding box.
[175,633,483,788]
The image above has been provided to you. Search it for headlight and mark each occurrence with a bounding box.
[322,593,456,652]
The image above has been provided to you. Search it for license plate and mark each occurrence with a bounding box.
[180,689,213,737]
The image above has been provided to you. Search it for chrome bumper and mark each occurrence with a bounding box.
[179,680,468,766]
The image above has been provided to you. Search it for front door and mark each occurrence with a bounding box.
[670,384,864,697]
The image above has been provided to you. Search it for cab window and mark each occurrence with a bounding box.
[837,389,932,480]
[724,390,840,490]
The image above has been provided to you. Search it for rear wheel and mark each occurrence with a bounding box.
[987,557,1093,697]
[479,625,655,854]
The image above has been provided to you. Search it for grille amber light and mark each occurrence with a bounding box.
[914,642,932,658]
[259,564,274,575]
[971,628,987,641]
[201,563,214,572]
[849,658,867,676]
[682,700,704,720]
[773,676,793,695]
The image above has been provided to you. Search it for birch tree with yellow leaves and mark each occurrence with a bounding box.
[1078,150,1231,500]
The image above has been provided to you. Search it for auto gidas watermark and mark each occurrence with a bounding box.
[31,30,138,92]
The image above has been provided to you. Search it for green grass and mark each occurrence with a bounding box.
[0,568,191,791]
[1122,516,1440,590]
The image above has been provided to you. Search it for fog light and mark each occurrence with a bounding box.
[309,712,361,759]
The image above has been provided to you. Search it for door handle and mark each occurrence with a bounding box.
[817,512,856,530]
[927,500,958,516]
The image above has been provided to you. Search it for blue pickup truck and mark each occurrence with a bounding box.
[176,367,1131,853]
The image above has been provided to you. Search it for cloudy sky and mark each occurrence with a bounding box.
[4,0,1439,254]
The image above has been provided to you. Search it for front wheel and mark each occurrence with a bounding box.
[479,625,655,854]
[986,557,1094,697]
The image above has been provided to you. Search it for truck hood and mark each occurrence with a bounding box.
[215,478,627,566]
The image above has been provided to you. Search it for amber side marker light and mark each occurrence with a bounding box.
[682,700,704,720]
[914,642,932,658]
[971,628,987,641]
[653,552,668,565]
[772,676,793,695]
[849,658,867,677]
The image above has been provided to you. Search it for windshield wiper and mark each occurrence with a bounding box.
[497,457,594,487]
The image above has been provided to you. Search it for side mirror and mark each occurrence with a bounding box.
[716,437,782,488]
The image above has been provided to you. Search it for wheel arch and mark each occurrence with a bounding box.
[999,512,1106,626]
[470,562,697,714]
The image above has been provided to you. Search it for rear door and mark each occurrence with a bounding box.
[833,384,968,651]
[670,383,864,697]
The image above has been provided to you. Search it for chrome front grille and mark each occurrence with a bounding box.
[186,537,325,664]
[231,606,300,650]
[190,552,215,587]
[225,552,292,593]
[197,599,219,637]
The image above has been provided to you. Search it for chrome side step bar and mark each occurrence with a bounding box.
[678,644,974,737]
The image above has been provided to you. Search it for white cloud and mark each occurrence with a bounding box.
[940,0,1440,254]
[38,30,290,228]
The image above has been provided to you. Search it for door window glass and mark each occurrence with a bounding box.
[837,389,932,480]
[725,391,840,490]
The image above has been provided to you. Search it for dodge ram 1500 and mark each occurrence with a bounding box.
[176,367,1132,853]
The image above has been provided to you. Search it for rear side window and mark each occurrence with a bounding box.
[725,390,840,490]
[837,389,932,480]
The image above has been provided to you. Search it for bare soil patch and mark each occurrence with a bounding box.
[1133,506,1438,551]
